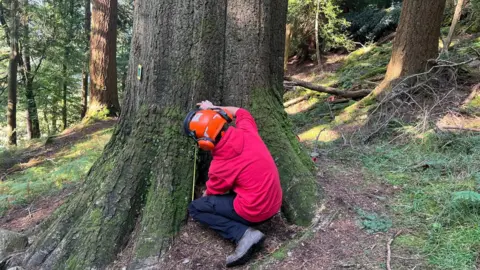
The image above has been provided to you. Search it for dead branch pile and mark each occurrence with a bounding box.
[362,57,478,142]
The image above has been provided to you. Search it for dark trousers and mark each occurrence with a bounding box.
[188,194,253,243]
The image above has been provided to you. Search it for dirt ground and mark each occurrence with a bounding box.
[146,158,408,270]
[1,155,408,270]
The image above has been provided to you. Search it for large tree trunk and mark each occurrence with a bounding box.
[81,0,91,119]
[7,0,19,146]
[24,0,319,269]
[88,0,120,117]
[371,0,446,97]
[443,0,465,53]
[221,0,319,226]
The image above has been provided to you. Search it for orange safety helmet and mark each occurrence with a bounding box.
[183,108,233,151]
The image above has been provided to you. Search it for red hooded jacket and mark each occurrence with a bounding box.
[205,109,283,223]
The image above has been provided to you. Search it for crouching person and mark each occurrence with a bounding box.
[183,100,283,267]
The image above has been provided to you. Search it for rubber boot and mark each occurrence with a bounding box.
[226,228,265,267]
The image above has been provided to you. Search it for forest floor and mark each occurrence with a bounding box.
[1,36,480,270]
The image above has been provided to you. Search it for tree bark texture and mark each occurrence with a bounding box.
[372,0,446,97]
[81,0,91,119]
[443,0,465,52]
[24,0,319,269]
[88,0,120,117]
[7,0,19,146]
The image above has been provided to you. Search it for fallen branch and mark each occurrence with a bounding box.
[284,93,314,108]
[462,83,479,106]
[284,76,371,99]
[439,126,480,132]
[387,230,403,270]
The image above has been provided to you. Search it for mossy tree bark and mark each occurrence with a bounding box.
[370,0,446,97]
[88,0,120,117]
[23,0,320,269]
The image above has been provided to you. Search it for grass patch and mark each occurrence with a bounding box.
[0,128,112,216]
[334,43,391,89]
[353,133,480,269]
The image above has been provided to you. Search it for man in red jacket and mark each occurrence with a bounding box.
[184,100,283,267]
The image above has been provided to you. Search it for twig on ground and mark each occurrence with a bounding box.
[284,93,314,108]
[363,80,379,86]
[316,210,339,232]
[312,128,327,158]
[438,126,480,132]
[327,101,335,119]
[387,230,403,270]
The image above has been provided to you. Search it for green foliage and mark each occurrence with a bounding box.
[0,127,113,216]
[466,0,480,32]
[335,0,398,11]
[346,4,401,43]
[287,0,353,59]
[0,0,133,144]
[355,208,392,233]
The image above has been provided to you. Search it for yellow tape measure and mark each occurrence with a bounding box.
[192,147,198,201]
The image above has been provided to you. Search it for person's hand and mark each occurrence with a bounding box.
[202,190,208,197]
[197,100,215,110]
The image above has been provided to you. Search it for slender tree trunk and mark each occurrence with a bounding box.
[62,63,67,129]
[371,0,446,97]
[443,0,465,52]
[7,0,19,146]
[42,108,50,135]
[81,0,91,119]
[88,0,120,117]
[62,0,74,130]
[22,0,40,139]
[284,24,292,71]
[51,101,57,133]
[24,0,318,269]
[315,0,323,70]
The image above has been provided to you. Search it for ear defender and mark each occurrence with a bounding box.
[183,108,233,151]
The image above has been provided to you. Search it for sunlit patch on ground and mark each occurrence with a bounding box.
[298,125,340,143]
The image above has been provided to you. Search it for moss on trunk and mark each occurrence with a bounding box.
[250,87,319,225]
